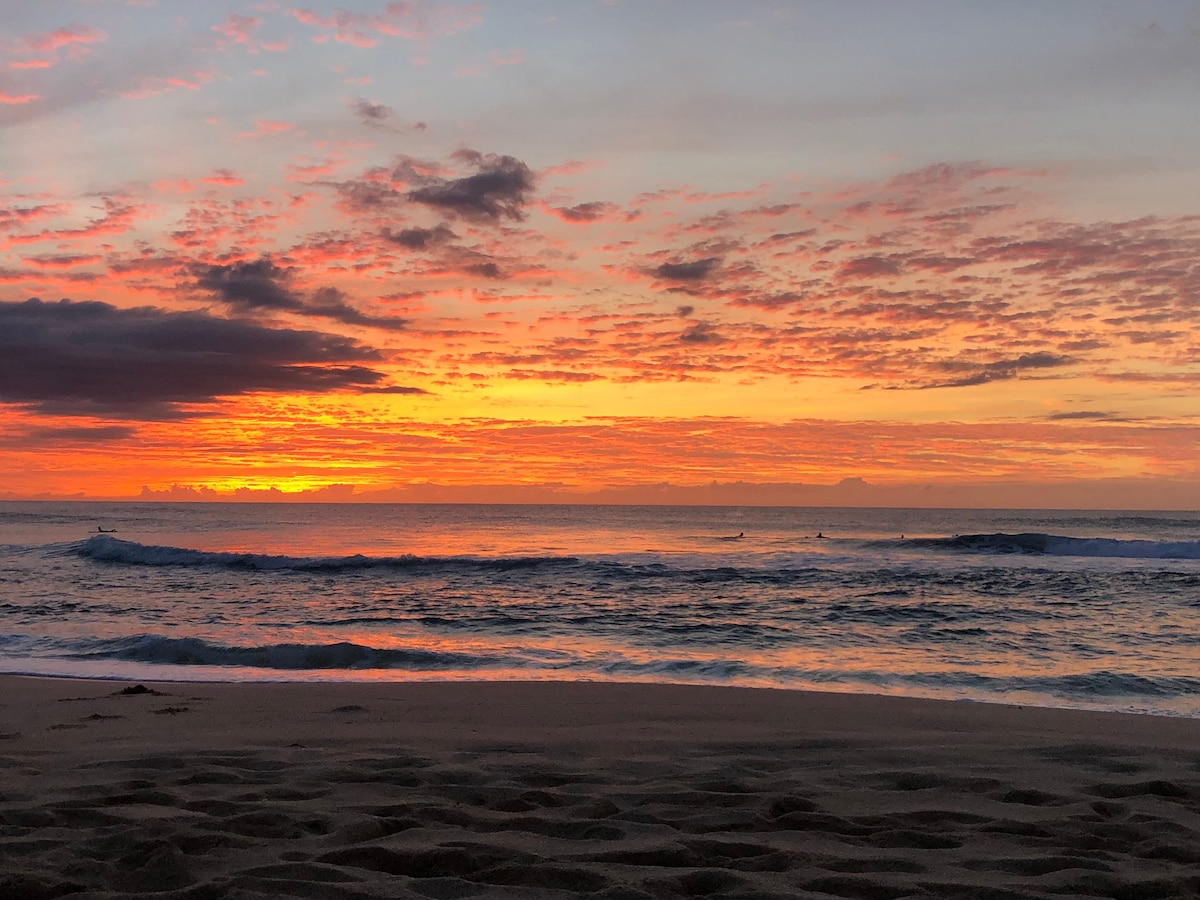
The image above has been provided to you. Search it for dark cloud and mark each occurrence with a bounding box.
[348,98,427,132]
[2,424,137,448]
[333,179,406,212]
[906,254,975,272]
[918,351,1074,389]
[552,201,617,223]
[676,305,695,317]
[407,151,535,222]
[839,256,904,279]
[654,258,720,281]
[1046,411,1114,420]
[197,259,303,311]
[999,352,1073,371]
[361,385,430,395]
[463,261,503,279]
[383,225,457,250]
[350,98,393,124]
[306,287,409,331]
[198,259,407,331]
[0,298,403,419]
[680,322,725,344]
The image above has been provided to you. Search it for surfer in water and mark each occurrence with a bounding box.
[96,526,117,533]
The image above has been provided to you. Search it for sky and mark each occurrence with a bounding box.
[1,0,1198,506]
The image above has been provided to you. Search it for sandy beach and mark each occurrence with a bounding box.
[2,678,1199,899]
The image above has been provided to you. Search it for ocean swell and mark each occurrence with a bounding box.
[75,535,578,573]
[914,532,1200,560]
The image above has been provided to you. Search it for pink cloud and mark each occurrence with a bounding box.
[239,119,297,138]
[213,13,262,48]
[4,198,143,247]
[0,92,38,104]
[546,201,619,224]
[539,159,602,178]
[284,155,347,181]
[291,2,484,47]
[23,254,103,269]
[119,70,216,99]
[152,179,195,194]
[201,169,245,186]
[0,203,66,228]
[20,25,107,54]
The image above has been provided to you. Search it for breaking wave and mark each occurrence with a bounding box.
[912,532,1200,560]
[75,535,577,573]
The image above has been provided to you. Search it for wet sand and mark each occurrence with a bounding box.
[2,677,1199,898]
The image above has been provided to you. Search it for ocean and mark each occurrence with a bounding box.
[1,502,1198,716]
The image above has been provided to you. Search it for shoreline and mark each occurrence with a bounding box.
[4,667,1198,721]
[5,674,1200,748]
[4,676,1200,897]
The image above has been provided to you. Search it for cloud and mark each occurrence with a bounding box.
[350,97,392,123]
[197,258,408,330]
[305,286,411,331]
[120,69,217,100]
[291,3,484,47]
[198,259,302,311]
[238,118,296,138]
[549,201,618,223]
[347,98,426,131]
[654,257,720,281]
[383,224,457,249]
[916,351,1075,389]
[1046,411,1115,420]
[345,100,429,133]
[679,322,725,344]
[201,168,244,186]
[6,197,141,246]
[0,298,395,418]
[10,424,138,445]
[839,255,904,279]
[333,179,407,212]
[407,150,535,222]
[212,14,262,50]
[23,254,101,269]
[18,24,107,55]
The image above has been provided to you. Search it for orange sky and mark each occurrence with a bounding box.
[1,3,1198,507]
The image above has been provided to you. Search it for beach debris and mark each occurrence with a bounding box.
[114,684,166,697]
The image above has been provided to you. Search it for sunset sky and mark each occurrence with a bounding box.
[2,0,1198,506]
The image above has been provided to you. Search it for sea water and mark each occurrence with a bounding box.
[0,502,1197,716]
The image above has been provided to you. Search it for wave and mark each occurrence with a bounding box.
[64,634,523,671]
[911,532,1200,560]
[75,534,578,573]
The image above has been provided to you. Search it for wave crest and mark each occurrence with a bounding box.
[70,635,515,670]
[75,535,577,572]
[914,532,1200,560]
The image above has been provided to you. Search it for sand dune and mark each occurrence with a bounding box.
[2,678,1199,899]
